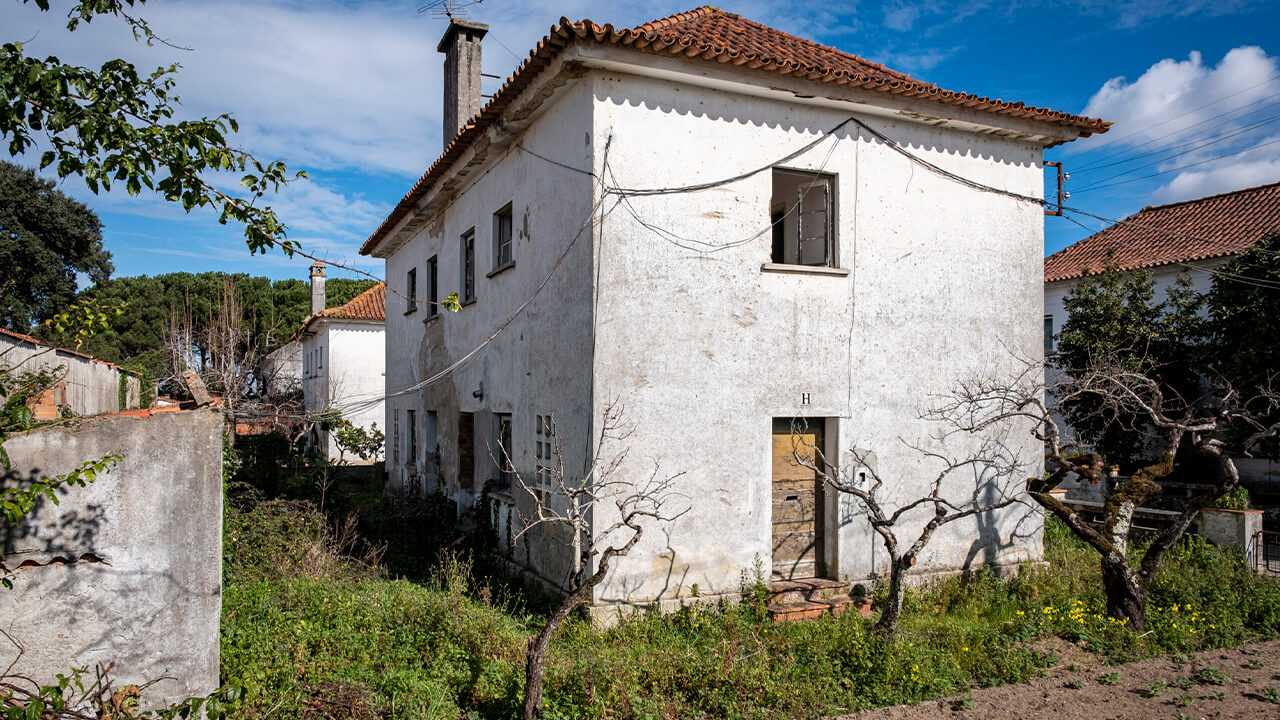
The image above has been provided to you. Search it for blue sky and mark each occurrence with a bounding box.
[5,0,1279,285]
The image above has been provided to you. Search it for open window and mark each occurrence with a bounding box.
[407,409,417,466]
[770,169,835,267]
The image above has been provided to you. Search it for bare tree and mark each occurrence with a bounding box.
[789,420,1026,633]
[505,404,687,720]
[929,355,1280,631]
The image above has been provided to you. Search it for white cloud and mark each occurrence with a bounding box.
[883,3,921,32]
[1077,0,1250,29]
[1071,46,1280,204]
[5,1,444,177]
[1081,47,1279,149]
[1150,136,1280,203]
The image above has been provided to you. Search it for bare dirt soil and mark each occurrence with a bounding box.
[836,640,1280,720]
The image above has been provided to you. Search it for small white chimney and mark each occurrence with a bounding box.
[438,18,488,148]
[309,261,326,315]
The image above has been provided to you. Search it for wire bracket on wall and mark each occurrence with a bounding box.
[1044,161,1068,217]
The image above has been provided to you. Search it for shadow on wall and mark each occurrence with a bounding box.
[1,468,107,569]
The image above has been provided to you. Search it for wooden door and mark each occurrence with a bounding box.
[771,422,822,580]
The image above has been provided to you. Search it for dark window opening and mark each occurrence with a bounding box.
[461,229,476,302]
[494,413,512,489]
[407,409,417,465]
[458,412,475,490]
[493,204,513,269]
[427,255,439,318]
[770,206,786,263]
[405,267,417,314]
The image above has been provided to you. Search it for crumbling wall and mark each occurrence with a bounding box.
[0,407,223,709]
[0,332,138,416]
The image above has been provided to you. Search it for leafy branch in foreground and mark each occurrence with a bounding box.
[2,1,304,255]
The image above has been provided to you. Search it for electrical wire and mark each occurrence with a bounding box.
[1071,109,1280,181]
[1060,213,1280,290]
[1073,136,1280,195]
[605,133,843,255]
[1068,92,1280,174]
[606,118,856,196]
[332,153,623,416]
[1068,76,1280,165]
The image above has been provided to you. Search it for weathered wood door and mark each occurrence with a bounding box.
[771,421,823,580]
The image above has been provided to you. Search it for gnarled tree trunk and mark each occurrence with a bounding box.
[1100,557,1147,631]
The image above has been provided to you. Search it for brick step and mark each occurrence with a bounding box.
[768,596,874,622]
[768,577,851,605]
[767,600,830,622]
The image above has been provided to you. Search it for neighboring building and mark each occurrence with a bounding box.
[261,339,302,400]
[0,328,141,418]
[361,8,1107,609]
[1044,181,1280,353]
[296,263,387,463]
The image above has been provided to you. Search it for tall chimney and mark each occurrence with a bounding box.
[309,261,326,315]
[438,18,488,148]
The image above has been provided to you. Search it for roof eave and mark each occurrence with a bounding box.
[574,43,1099,147]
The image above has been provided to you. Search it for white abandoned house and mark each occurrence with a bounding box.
[296,262,387,463]
[361,7,1109,610]
[1044,180,1280,354]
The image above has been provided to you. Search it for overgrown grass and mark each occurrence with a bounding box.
[220,504,1280,718]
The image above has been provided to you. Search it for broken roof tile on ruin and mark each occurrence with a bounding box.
[1044,181,1280,283]
[361,6,1110,255]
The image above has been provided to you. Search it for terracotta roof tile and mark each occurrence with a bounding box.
[319,282,386,321]
[1044,182,1280,283]
[295,282,386,338]
[361,6,1109,256]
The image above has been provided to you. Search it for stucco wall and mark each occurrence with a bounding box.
[588,68,1046,605]
[0,408,223,708]
[0,334,137,416]
[379,75,597,587]
[262,339,302,398]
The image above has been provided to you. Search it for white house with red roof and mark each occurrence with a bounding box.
[361,7,1107,612]
[295,263,387,463]
[1043,181,1280,354]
